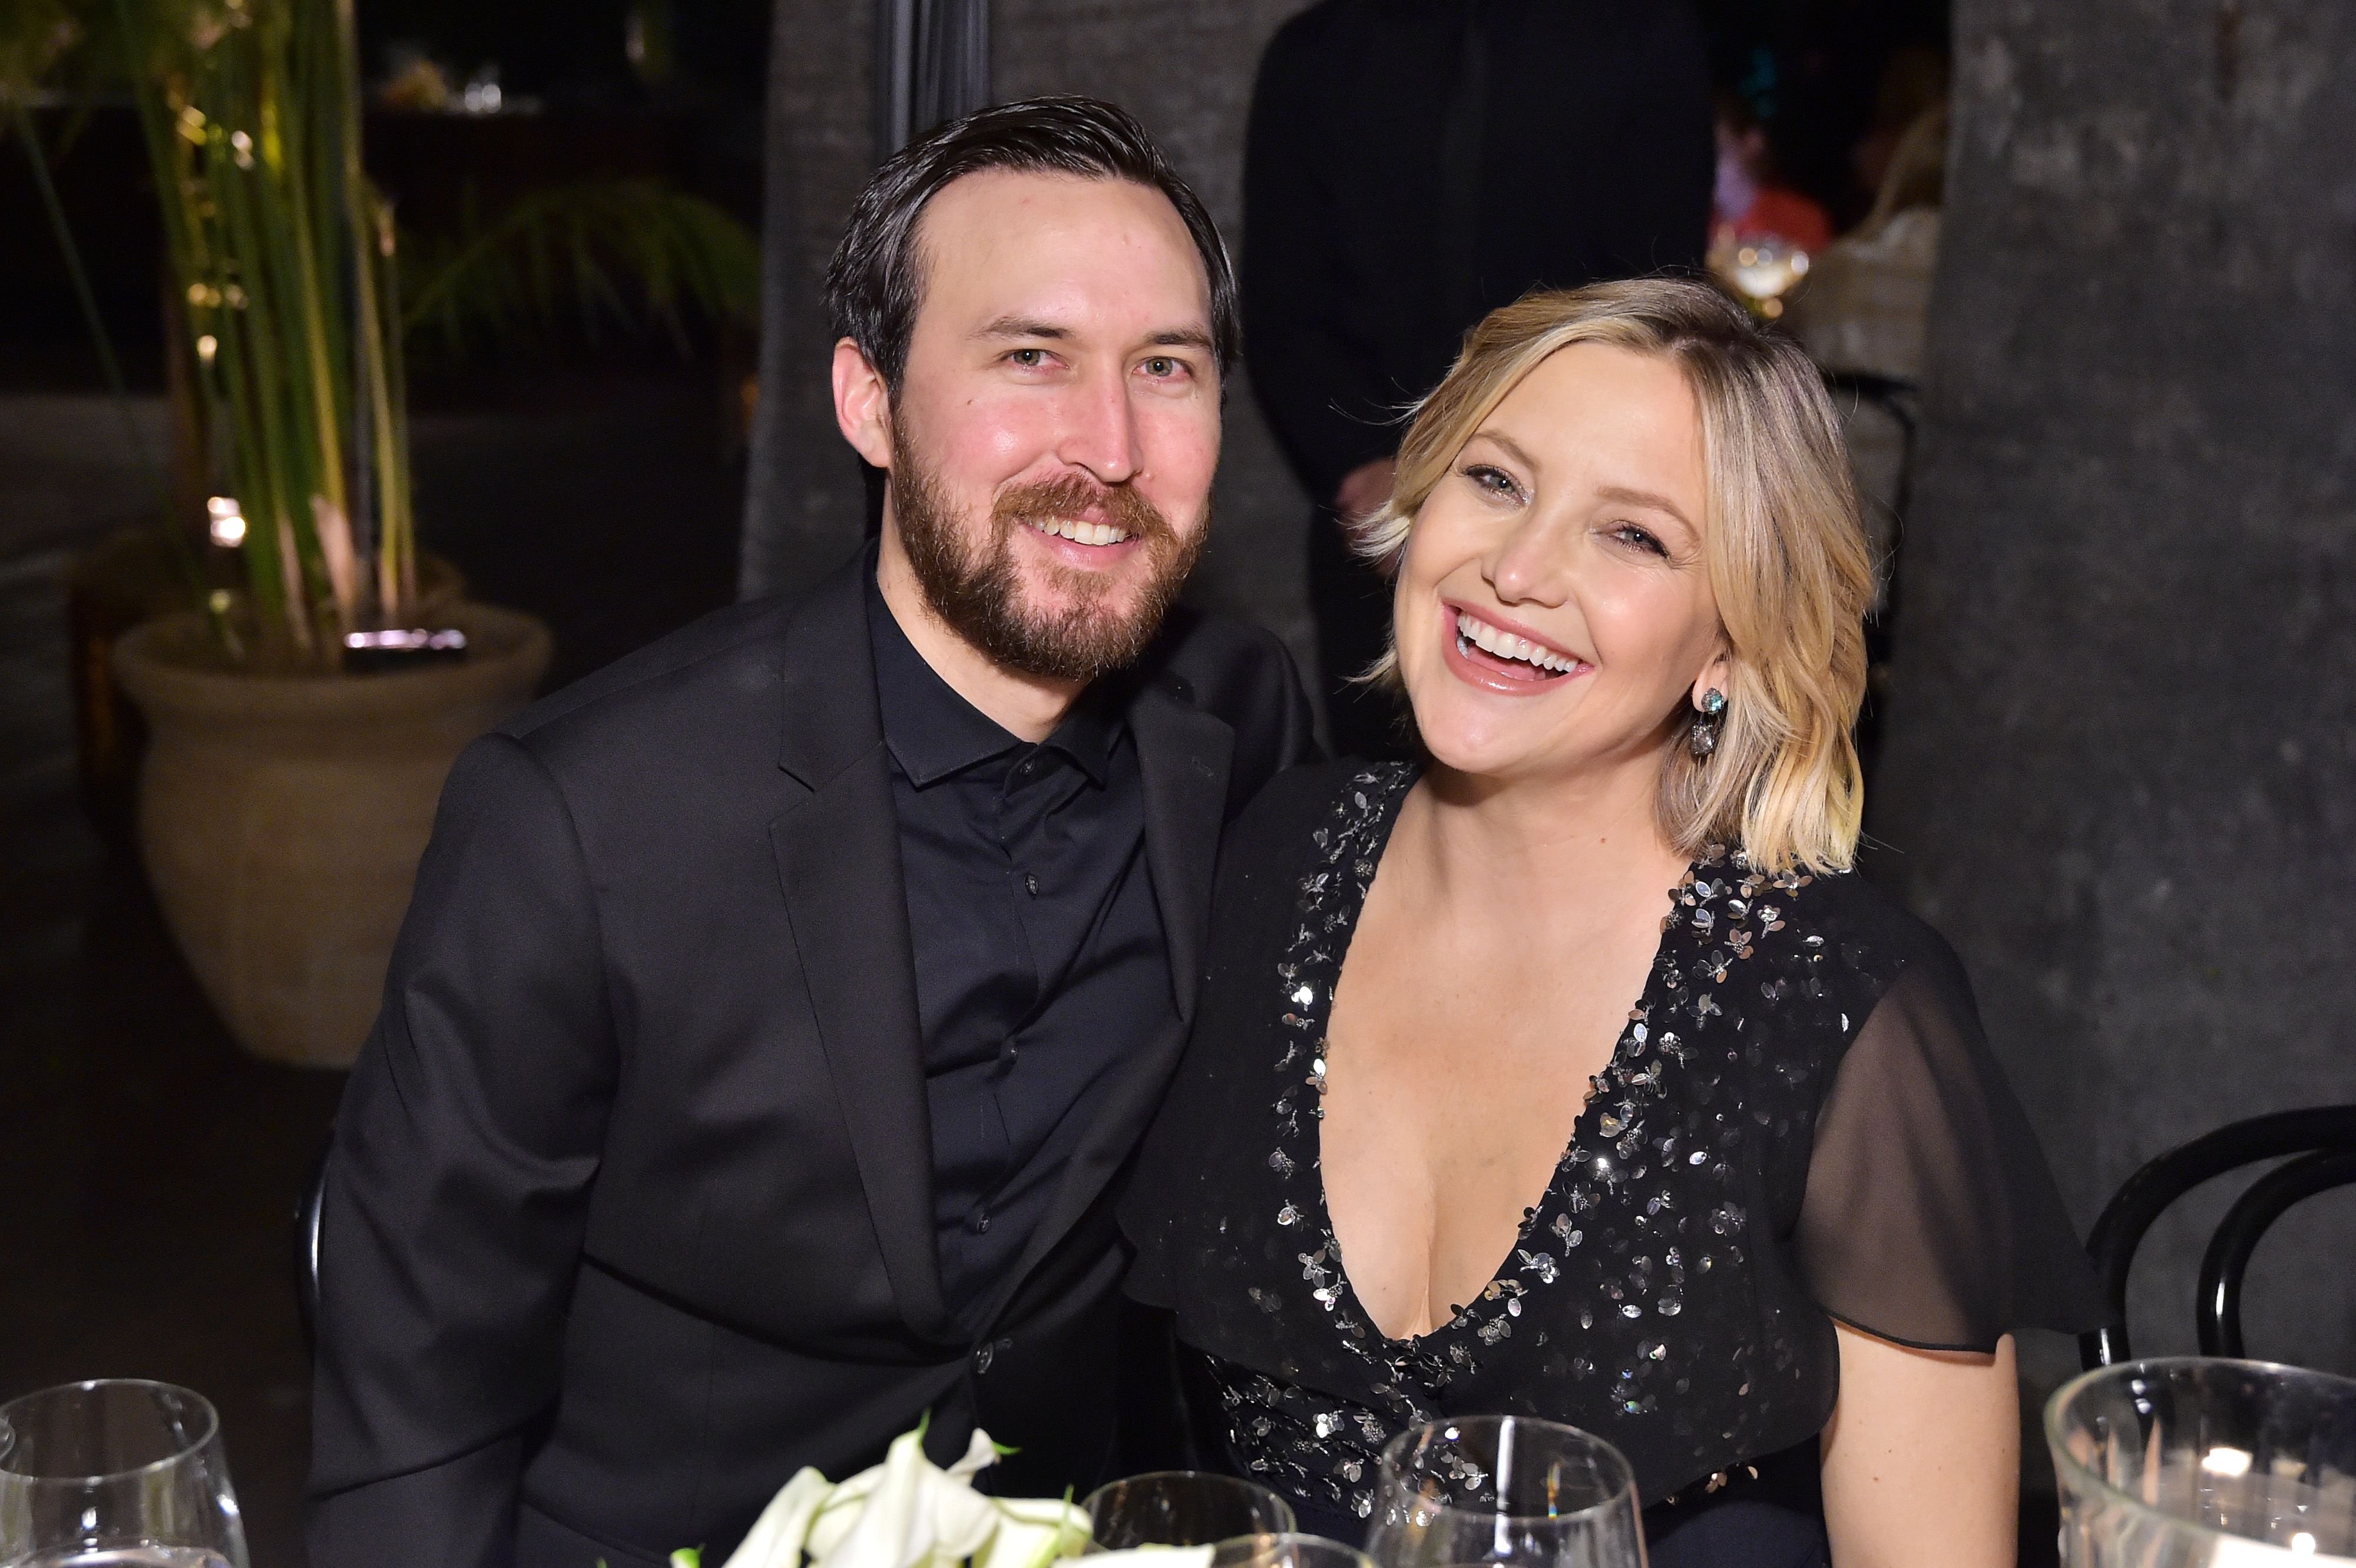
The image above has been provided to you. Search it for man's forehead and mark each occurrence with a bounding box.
[909,168,1212,333]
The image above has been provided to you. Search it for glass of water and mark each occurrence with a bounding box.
[2047,1358,2356,1566]
[1365,1416,1644,1568]
[0,1380,249,1567]
[1083,1472,1296,1550]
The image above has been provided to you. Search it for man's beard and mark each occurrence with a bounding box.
[891,448,1206,683]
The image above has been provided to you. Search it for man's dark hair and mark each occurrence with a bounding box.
[825,95,1240,391]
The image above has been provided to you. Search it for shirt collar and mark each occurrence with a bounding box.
[866,561,1124,789]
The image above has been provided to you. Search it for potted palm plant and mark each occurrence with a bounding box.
[92,0,550,1069]
[10,0,759,1067]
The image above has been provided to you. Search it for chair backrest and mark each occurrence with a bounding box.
[2080,1105,2356,1369]
[294,1136,330,1356]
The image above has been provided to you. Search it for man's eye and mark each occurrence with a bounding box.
[1009,348,1047,368]
[1143,357,1177,378]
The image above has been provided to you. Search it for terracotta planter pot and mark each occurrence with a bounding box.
[112,602,551,1068]
[68,528,468,844]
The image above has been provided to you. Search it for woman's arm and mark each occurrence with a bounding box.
[1819,1324,2020,1568]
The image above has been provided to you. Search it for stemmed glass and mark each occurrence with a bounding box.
[1083,1471,1296,1550]
[0,1380,250,1567]
[1211,1534,1378,1568]
[1364,1416,1644,1568]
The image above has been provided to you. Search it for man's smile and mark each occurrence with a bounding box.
[1023,515,1134,547]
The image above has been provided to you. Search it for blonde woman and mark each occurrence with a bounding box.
[1121,279,2099,1568]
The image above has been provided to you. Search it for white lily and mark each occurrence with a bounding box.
[714,1423,1198,1568]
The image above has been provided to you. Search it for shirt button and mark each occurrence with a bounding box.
[1003,1044,1020,1066]
[975,1211,992,1234]
[1023,872,1040,896]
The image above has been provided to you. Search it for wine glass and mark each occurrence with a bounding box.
[0,1380,250,1567]
[1210,1533,1378,1568]
[2046,1357,2356,1566]
[1364,1416,1644,1568]
[1706,230,1812,321]
[1083,1471,1296,1550]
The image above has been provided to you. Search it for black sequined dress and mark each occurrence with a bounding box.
[1121,762,2103,1554]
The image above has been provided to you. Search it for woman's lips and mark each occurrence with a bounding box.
[1438,604,1591,696]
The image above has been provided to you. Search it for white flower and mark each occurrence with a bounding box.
[715,1424,1206,1568]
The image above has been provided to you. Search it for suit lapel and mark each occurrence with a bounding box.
[1132,677,1236,1024]
[997,676,1236,1301]
[767,561,953,1342]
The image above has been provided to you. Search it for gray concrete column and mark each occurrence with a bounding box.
[1869,0,2356,1372]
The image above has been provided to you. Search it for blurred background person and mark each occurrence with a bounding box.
[1240,0,1713,756]
[1710,89,1833,256]
[1842,44,1949,221]
[1786,98,1948,591]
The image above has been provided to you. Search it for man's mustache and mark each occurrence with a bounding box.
[993,474,1173,542]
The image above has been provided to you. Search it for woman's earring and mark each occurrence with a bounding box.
[1689,688,1726,759]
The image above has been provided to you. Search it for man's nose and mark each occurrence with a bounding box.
[1054,367,1143,486]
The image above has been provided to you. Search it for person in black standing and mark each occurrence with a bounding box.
[1243,0,1713,755]
[307,97,1316,1568]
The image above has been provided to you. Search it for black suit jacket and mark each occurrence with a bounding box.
[308,554,1317,1568]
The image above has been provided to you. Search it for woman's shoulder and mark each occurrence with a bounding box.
[1226,756,1414,860]
[1752,857,1965,994]
[1202,758,1412,983]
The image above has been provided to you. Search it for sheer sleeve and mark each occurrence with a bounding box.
[1792,942,2104,1352]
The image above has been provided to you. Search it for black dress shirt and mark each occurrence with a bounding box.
[868,572,1177,1332]
[1243,0,1715,501]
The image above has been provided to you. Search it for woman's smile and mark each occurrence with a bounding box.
[1440,601,1593,696]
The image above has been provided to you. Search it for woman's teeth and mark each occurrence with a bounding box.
[1456,610,1580,674]
[1027,516,1131,547]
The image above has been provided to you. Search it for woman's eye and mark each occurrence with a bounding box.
[1461,464,1521,500]
[1611,523,1668,556]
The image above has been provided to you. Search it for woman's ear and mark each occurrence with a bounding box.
[832,338,895,469]
[1690,647,1733,711]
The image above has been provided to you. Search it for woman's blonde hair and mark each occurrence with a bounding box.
[1357,277,1875,874]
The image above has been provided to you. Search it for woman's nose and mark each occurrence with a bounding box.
[1485,512,1575,606]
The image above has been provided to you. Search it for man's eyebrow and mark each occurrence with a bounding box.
[972,318,1217,356]
[975,316,1073,341]
[1146,327,1217,354]
[1596,484,1698,531]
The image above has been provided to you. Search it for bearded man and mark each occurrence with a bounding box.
[307,97,1316,1568]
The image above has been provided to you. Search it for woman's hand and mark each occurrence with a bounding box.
[1820,1324,2020,1568]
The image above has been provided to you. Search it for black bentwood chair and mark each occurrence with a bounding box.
[2079,1105,2356,1371]
[294,1134,331,1357]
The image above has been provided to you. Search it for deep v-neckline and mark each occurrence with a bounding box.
[1290,766,1693,1351]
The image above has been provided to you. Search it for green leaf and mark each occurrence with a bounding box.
[397,177,759,363]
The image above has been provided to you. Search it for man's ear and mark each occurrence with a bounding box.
[832,338,895,468]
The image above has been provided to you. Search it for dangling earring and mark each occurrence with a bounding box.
[1689,688,1726,759]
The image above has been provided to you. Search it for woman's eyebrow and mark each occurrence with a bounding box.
[1467,429,1540,471]
[1596,484,1697,532]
